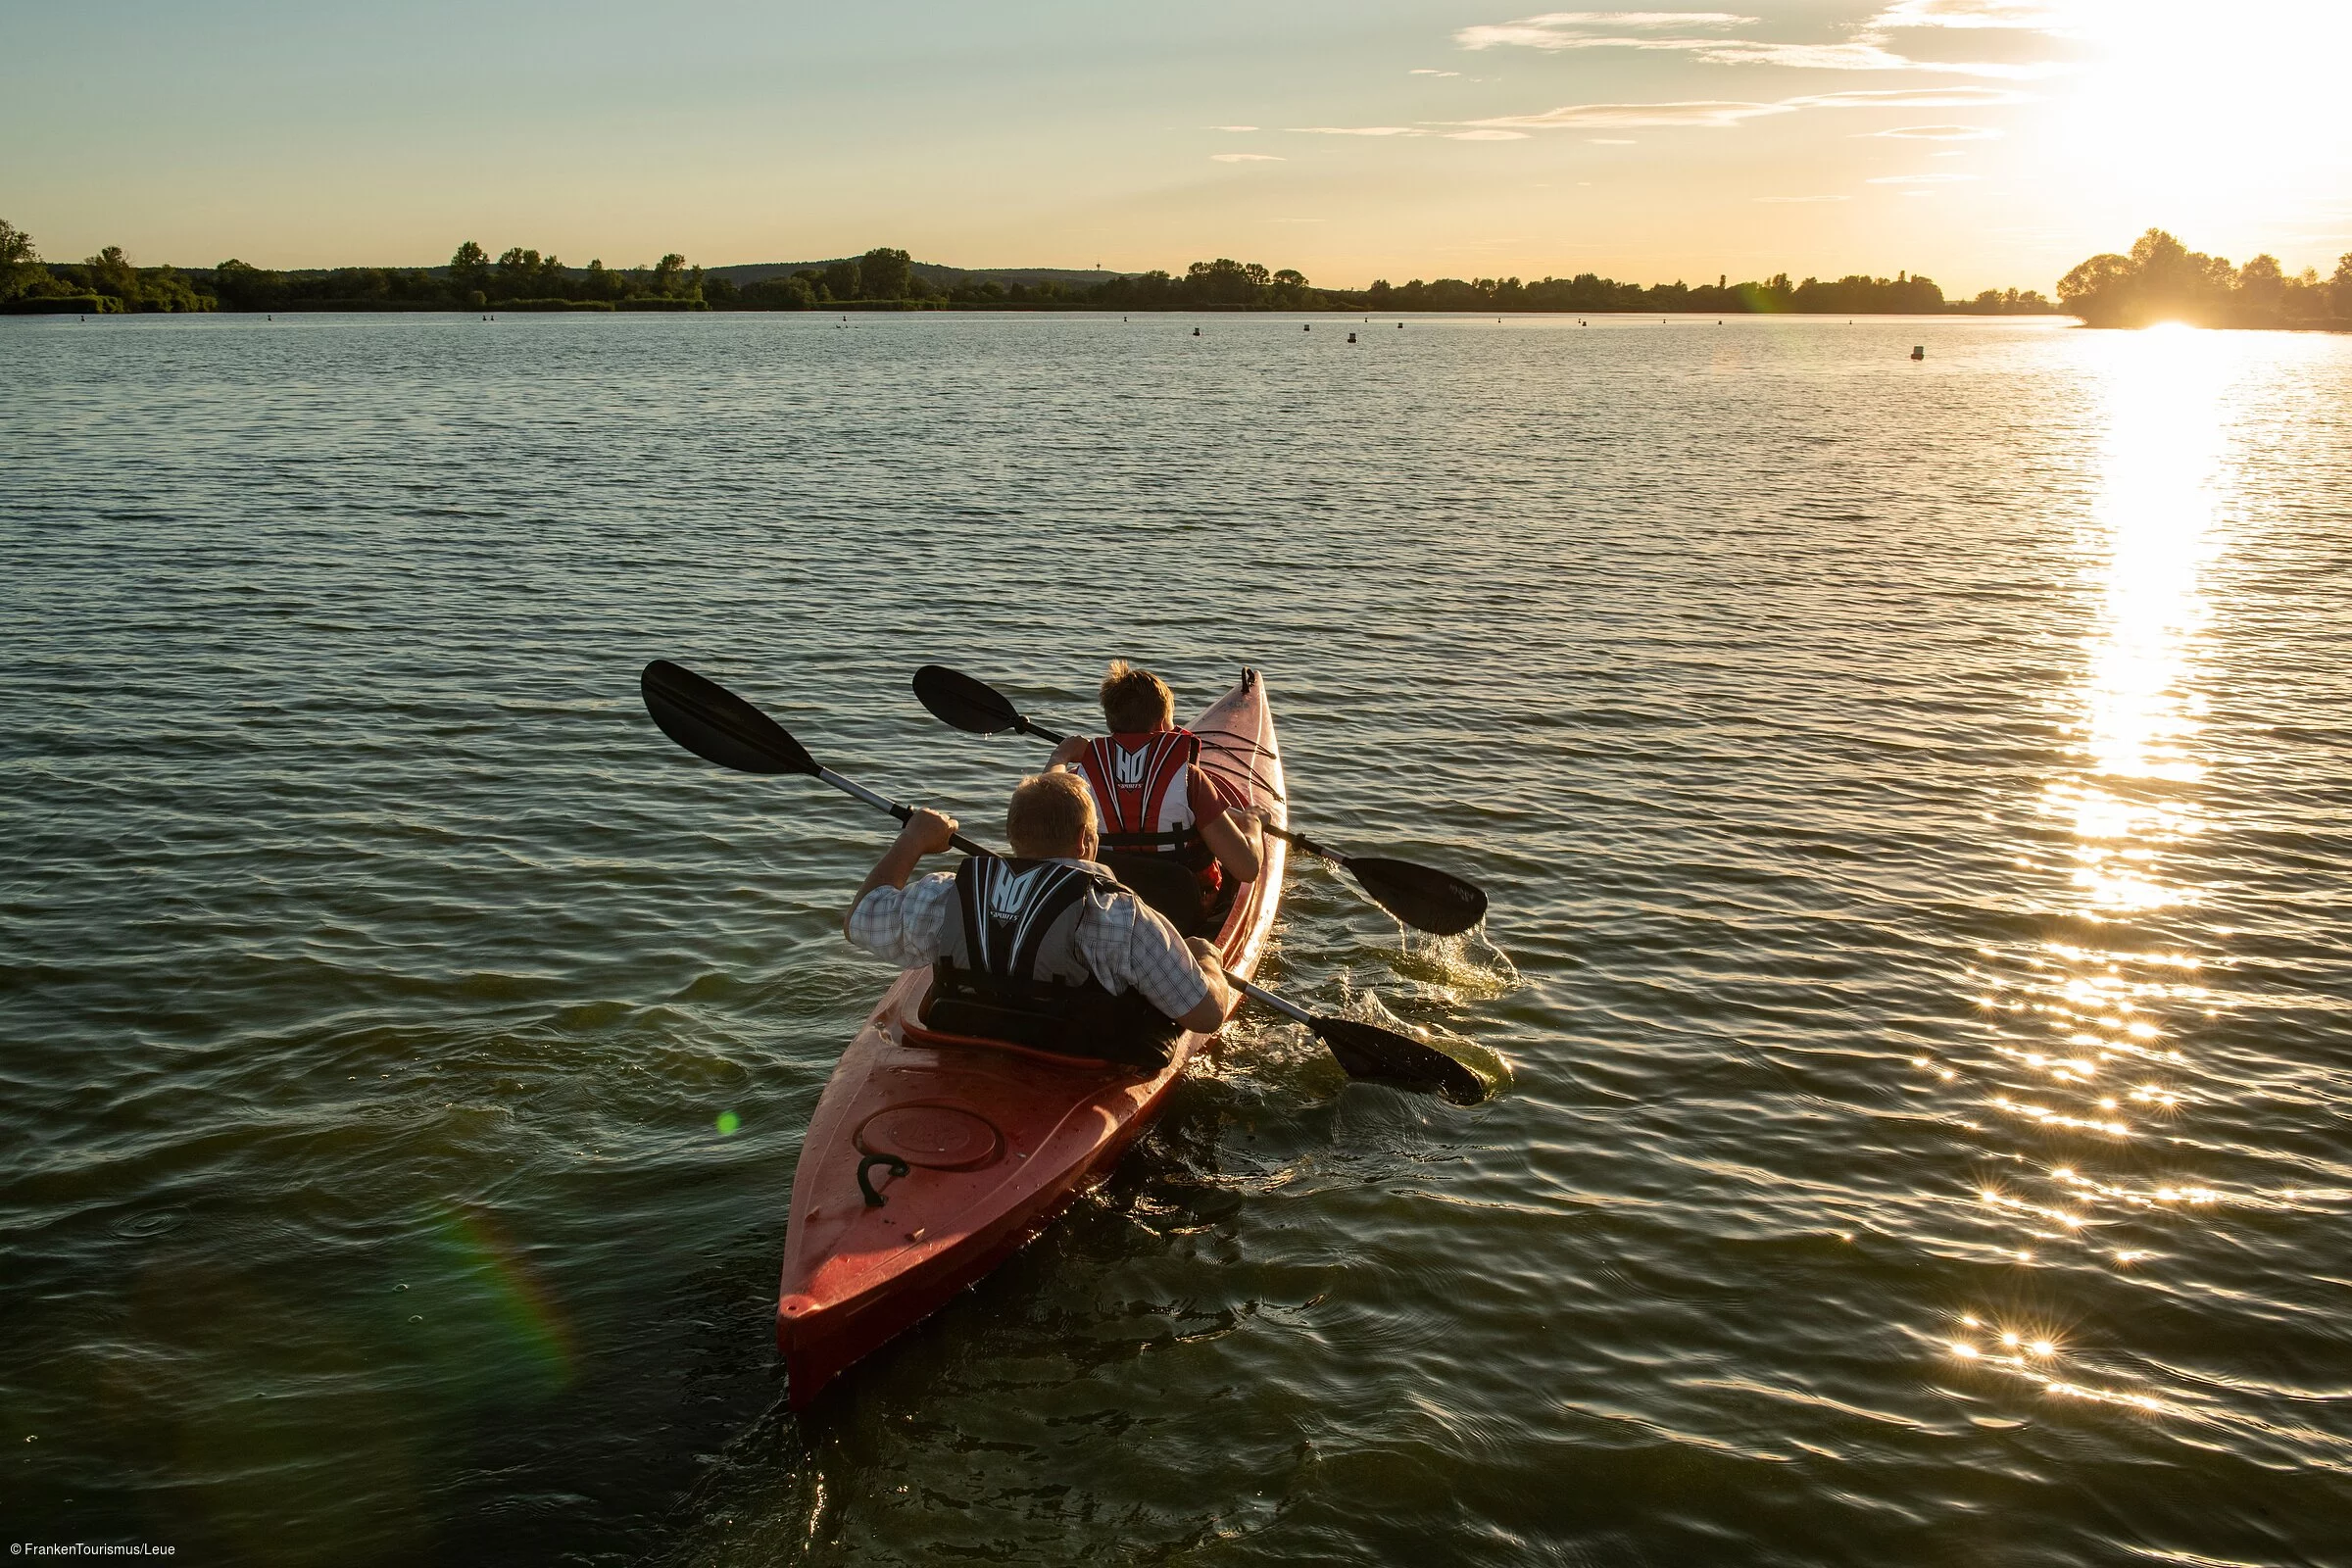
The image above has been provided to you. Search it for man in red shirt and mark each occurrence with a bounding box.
[1048,661,1264,932]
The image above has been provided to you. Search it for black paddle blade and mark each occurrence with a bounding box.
[1313,1015,1490,1105]
[1344,856,1490,937]
[912,664,1023,737]
[641,660,819,777]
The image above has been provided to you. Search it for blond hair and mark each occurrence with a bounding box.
[1099,660,1175,733]
[1006,770,1096,858]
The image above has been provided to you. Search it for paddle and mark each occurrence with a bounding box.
[642,659,993,857]
[1230,979,1487,1104]
[910,663,1491,936]
[642,660,1487,1103]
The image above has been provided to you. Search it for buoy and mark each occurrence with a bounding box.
[1348,332,1356,343]
[1303,323,1310,331]
[1397,322,1403,329]
[1193,326,1200,336]
[1911,345,1925,361]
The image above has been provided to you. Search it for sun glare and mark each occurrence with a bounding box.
[2056,2,2352,233]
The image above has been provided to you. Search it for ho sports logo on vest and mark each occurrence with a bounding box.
[1111,744,1152,790]
[988,864,1047,924]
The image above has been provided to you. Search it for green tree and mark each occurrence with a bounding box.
[2235,254,2285,321]
[0,217,46,301]
[818,257,860,301]
[745,274,814,310]
[449,241,490,299]
[1183,258,1268,306]
[2060,228,2243,326]
[83,245,139,304]
[858,247,913,300]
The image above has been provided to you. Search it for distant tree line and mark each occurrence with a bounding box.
[17,215,2337,326]
[2059,228,2352,329]
[0,224,2046,318]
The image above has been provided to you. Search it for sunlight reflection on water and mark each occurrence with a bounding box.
[1952,325,2236,1424]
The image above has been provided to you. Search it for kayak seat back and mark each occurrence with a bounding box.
[914,981,1178,1070]
[1098,851,1214,936]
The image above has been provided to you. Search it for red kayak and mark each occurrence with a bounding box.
[776,669,1287,1407]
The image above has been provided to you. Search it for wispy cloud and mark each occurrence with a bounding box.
[1455,5,2069,76]
[1409,68,1462,76]
[1866,171,1981,182]
[1455,83,2022,134]
[1872,0,2075,28]
[1589,137,1638,144]
[1793,86,2024,108]
[1753,193,1851,202]
[1211,153,1285,163]
[1205,124,1259,132]
[1457,11,1754,48]
[1293,124,1426,136]
[1862,122,2001,139]
[1466,99,1791,128]
[1447,128,1531,140]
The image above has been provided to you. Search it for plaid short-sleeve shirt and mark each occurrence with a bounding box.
[846,858,1212,1022]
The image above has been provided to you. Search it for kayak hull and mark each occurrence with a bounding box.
[777,669,1286,1408]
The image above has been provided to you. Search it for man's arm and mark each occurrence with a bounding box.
[1199,807,1263,885]
[1177,937,1235,1033]
[844,808,959,940]
[1046,735,1090,771]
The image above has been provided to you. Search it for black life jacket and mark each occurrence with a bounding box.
[920,857,1183,1068]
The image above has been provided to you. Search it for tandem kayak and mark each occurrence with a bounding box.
[776,668,1288,1408]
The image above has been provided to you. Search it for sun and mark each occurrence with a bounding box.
[2053,1,2352,240]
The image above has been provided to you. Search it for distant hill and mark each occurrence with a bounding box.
[704,259,1132,289]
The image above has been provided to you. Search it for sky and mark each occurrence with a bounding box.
[4,0,2348,293]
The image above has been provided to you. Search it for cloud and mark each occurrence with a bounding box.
[1465,99,1792,129]
[1450,83,2022,135]
[1458,11,1754,48]
[1790,86,2025,108]
[1588,137,1637,144]
[1206,124,1259,132]
[1865,171,1981,182]
[1446,128,1532,140]
[1861,122,2001,138]
[1409,68,1462,76]
[1292,125,1426,135]
[1211,153,1285,163]
[1753,193,1851,202]
[1454,5,2071,75]
[1872,0,2075,28]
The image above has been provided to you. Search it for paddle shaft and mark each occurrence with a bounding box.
[813,765,994,858]
[1230,975,1313,1027]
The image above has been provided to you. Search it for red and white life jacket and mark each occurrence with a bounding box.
[1073,729,1215,881]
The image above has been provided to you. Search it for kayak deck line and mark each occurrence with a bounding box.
[776,668,1287,1408]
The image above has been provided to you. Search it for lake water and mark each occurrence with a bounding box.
[6,310,2350,1566]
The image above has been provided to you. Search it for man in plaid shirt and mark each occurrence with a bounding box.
[844,771,1234,1041]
